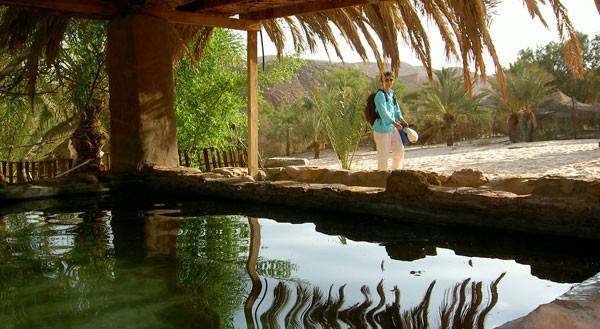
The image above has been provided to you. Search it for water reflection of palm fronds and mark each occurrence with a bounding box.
[409,281,436,328]
[324,284,346,328]
[302,287,324,329]
[477,272,506,328]
[260,282,291,329]
[285,284,312,329]
[366,280,386,328]
[253,274,505,328]
[339,285,373,327]
[440,272,506,329]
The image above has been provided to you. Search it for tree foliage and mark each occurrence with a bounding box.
[0,20,108,162]
[167,29,303,167]
[487,63,555,142]
[515,32,600,103]
[174,29,248,163]
[406,68,489,146]
[316,68,369,169]
[489,63,556,114]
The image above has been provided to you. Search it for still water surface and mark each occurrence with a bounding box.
[1,198,598,328]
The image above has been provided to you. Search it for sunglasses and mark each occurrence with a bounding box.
[384,78,394,82]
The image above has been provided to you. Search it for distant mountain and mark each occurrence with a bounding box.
[261,58,431,108]
[261,58,493,108]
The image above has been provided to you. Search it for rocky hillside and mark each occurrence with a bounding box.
[262,58,432,108]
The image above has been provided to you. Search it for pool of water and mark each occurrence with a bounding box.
[1,196,599,328]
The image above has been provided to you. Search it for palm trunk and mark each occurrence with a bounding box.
[71,99,107,173]
[507,112,520,143]
[444,122,454,146]
[310,139,320,159]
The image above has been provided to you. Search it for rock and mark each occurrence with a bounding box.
[385,170,430,197]
[450,168,489,187]
[497,273,600,329]
[75,173,99,184]
[528,176,600,201]
[487,177,535,195]
[255,170,267,182]
[263,157,309,168]
[263,167,288,181]
[283,166,322,180]
[437,173,451,184]
[212,167,247,177]
[299,167,330,182]
[265,167,389,187]
[318,169,352,184]
[347,170,388,188]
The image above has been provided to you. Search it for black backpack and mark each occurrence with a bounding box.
[364,89,395,126]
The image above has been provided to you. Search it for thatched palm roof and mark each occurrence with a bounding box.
[539,90,600,118]
[0,0,589,95]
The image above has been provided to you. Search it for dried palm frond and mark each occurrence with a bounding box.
[0,7,69,102]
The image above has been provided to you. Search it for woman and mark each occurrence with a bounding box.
[372,71,409,171]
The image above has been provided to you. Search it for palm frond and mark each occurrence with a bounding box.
[0,8,69,102]
[0,0,584,99]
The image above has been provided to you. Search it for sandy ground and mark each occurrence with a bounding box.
[301,138,600,180]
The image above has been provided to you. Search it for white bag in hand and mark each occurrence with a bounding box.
[404,127,418,143]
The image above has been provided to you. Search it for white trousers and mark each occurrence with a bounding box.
[373,130,405,171]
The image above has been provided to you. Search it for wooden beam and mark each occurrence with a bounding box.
[177,0,247,13]
[0,0,120,17]
[0,0,260,31]
[247,30,259,178]
[142,7,260,31]
[246,0,390,20]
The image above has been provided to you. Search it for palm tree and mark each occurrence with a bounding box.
[315,68,369,169]
[0,19,108,179]
[488,63,555,142]
[411,68,488,146]
[297,95,324,159]
[317,86,365,170]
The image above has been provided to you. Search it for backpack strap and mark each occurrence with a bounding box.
[380,89,399,120]
[378,88,393,103]
[378,88,386,101]
[374,89,385,117]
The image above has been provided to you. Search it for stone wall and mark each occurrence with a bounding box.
[262,164,600,204]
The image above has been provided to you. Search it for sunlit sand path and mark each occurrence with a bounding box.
[303,138,600,180]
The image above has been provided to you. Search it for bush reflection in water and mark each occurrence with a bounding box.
[0,204,584,328]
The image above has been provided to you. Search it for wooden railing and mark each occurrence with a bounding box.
[2,147,247,184]
[179,147,248,172]
[1,154,111,184]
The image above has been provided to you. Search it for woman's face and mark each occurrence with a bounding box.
[383,76,394,87]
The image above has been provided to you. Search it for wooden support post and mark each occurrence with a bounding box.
[107,15,179,172]
[8,162,14,183]
[210,148,218,170]
[203,148,210,172]
[247,30,259,178]
[31,162,36,180]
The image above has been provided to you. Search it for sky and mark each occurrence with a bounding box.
[258,0,599,72]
